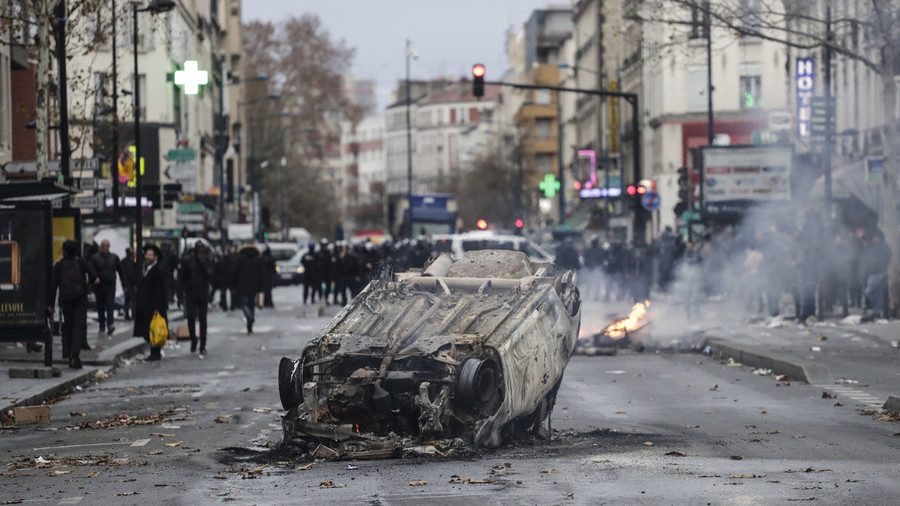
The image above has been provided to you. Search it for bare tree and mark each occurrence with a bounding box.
[242,14,362,239]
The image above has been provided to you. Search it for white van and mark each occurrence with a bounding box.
[431,231,555,263]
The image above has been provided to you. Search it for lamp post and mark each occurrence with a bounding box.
[132,0,176,269]
[405,39,417,240]
[110,0,120,212]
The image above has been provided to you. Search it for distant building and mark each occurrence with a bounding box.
[340,115,386,238]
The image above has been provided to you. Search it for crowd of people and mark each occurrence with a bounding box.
[50,220,891,369]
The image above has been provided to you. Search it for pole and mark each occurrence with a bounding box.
[133,4,143,265]
[557,91,565,226]
[217,55,227,252]
[405,40,414,240]
[819,3,833,320]
[279,157,286,240]
[706,0,714,145]
[110,0,119,213]
[54,0,70,180]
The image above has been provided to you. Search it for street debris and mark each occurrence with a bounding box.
[279,250,581,454]
[539,468,555,473]
[642,441,654,446]
[345,463,357,470]
[68,410,186,430]
[665,451,687,457]
[296,463,315,471]
[319,480,345,489]
[752,368,772,376]
[408,480,430,486]
[491,463,511,474]
[449,475,495,484]
[729,474,764,479]
[164,441,183,447]
[730,455,743,460]
[150,432,175,437]
[784,468,832,473]
[822,391,835,399]
[253,408,272,414]
[115,492,140,496]
[860,409,900,422]
[726,358,742,367]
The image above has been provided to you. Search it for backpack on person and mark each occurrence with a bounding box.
[58,258,87,300]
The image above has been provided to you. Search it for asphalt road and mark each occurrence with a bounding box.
[1,287,898,505]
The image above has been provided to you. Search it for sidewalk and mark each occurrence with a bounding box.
[1,308,182,422]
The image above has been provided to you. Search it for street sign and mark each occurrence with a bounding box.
[641,190,661,211]
[78,178,98,190]
[810,96,835,136]
[165,148,196,162]
[682,211,701,222]
[867,157,884,185]
[71,158,99,171]
[165,163,196,180]
[72,196,100,209]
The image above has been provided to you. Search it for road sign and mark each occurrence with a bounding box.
[72,196,100,209]
[165,163,196,180]
[165,148,196,162]
[78,178,98,190]
[641,190,661,211]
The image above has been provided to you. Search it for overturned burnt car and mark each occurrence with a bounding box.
[279,249,581,451]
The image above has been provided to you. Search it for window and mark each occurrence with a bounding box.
[741,0,762,33]
[537,155,554,174]
[685,66,707,112]
[535,89,551,104]
[740,75,762,109]
[536,119,552,139]
[450,108,456,124]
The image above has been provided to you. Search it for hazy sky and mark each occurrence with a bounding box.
[242,1,560,111]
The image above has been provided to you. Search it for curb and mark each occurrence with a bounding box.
[883,396,900,414]
[701,337,834,384]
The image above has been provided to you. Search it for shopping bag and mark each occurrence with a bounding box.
[149,311,168,347]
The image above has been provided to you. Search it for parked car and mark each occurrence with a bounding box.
[257,241,300,262]
[431,231,555,263]
[275,250,305,285]
[279,249,581,454]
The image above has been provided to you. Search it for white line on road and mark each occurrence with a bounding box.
[192,390,205,398]
[58,498,82,505]
[131,439,151,447]
[34,441,136,451]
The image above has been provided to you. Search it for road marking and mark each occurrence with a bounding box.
[58,498,82,505]
[254,325,274,333]
[815,384,884,407]
[34,442,134,451]
[192,390,205,398]
[131,439,150,447]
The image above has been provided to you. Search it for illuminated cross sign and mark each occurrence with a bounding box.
[539,173,561,198]
[174,61,209,95]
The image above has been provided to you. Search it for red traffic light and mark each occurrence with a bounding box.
[573,181,582,190]
[515,219,524,229]
[472,64,486,78]
[626,185,637,196]
[476,218,488,230]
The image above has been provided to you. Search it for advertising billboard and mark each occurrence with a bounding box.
[701,145,793,215]
[0,201,53,363]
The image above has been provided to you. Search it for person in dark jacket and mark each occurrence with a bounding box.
[860,228,892,322]
[90,239,126,336]
[301,244,321,305]
[233,244,263,333]
[134,244,168,361]
[177,243,213,354]
[260,247,276,308]
[50,240,98,369]
[121,247,138,321]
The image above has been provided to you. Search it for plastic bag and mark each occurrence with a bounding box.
[149,311,168,347]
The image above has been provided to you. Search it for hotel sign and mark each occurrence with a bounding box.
[796,58,815,138]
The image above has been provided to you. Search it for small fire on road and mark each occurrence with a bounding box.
[604,301,650,339]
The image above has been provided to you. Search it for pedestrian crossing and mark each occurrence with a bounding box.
[814,384,885,408]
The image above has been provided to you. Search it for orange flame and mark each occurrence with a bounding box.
[605,301,649,339]
[355,423,360,433]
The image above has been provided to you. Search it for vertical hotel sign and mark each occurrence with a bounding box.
[796,58,815,138]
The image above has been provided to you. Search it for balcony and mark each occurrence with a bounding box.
[345,163,359,177]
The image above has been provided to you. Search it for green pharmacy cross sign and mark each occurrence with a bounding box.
[174,61,209,95]
[539,173,561,198]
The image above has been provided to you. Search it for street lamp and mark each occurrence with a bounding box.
[405,39,417,240]
[132,0,175,271]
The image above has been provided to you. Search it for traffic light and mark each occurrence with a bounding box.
[675,167,690,216]
[472,63,485,98]
[515,218,524,229]
[476,218,488,230]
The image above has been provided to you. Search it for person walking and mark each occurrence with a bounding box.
[233,244,263,334]
[177,242,213,355]
[121,247,138,321]
[90,239,126,336]
[134,244,168,361]
[50,240,98,369]
[301,244,321,305]
[860,228,891,322]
